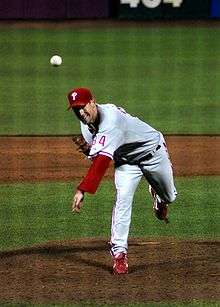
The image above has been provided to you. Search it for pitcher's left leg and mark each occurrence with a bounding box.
[141,144,177,222]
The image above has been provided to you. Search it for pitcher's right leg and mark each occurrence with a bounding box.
[110,164,142,273]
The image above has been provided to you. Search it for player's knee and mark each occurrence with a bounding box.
[164,192,176,204]
[116,189,134,203]
[120,193,133,203]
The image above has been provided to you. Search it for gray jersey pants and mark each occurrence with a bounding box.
[111,137,177,255]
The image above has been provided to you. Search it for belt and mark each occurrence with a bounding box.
[141,144,161,162]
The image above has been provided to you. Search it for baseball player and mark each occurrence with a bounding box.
[68,87,177,275]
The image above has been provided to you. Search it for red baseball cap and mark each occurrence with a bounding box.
[67,87,93,110]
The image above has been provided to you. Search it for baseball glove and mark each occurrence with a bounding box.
[72,135,90,156]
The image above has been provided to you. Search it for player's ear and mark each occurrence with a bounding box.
[90,98,96,108]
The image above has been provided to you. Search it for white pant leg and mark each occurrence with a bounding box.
[140,143,177,204]
[111,164,142,255]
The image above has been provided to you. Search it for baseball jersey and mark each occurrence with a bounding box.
[79,103,161,164]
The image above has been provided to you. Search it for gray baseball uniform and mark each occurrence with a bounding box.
[80,103,177,255]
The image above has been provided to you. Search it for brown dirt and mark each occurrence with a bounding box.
[0,238,219,304]
[0,20,220,30]
[0,135,219,304]
[0,135,219,183]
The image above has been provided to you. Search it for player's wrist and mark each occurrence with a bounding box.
[76,188,85,195]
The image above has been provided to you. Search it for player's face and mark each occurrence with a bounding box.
[79,100,97,124]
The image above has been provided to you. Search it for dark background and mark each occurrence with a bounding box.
[0,0,112,19]
[0,0,218,19]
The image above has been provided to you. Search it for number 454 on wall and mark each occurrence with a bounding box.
[121,0,184,8]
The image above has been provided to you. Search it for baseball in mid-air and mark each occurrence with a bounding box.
[50,55,62,66]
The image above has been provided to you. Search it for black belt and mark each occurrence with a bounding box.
[140,144,161,162]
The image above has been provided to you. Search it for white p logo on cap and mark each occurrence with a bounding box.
[71,92,78,100]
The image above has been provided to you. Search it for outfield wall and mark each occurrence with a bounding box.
[119,0,211,20]
[0,0,219,19]
[0,0,111,19]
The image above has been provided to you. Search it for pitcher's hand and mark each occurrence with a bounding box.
[72,190,84,213]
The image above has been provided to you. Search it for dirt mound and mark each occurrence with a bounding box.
[0,238,219,304]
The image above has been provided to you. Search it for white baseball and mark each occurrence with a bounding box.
[50,55,62,66]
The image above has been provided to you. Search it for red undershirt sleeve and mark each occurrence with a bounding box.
[78,155,112,194]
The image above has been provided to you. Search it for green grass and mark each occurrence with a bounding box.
[0,176,219,251]
[0,26,220,134]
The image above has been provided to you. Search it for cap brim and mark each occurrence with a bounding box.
[67,105,73,111]
[67,102,88,111]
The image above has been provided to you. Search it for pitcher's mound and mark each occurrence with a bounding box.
[0,238,219,304]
